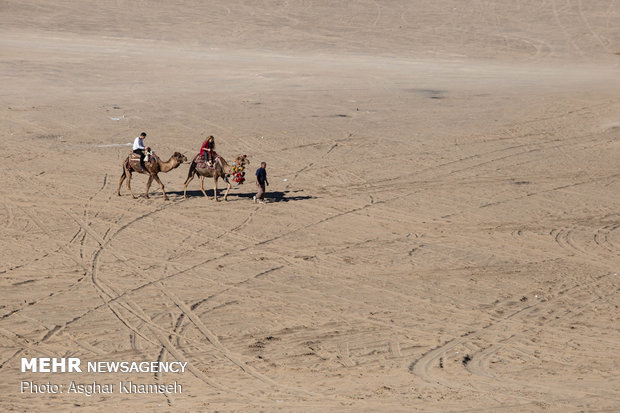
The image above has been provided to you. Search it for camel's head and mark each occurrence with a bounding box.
[173,152,187,165]
[235,154,249,167]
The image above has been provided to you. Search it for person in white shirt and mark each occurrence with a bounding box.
[133,132,150,171]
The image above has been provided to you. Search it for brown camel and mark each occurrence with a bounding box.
[183,154,249,201]
[117,151,187,200]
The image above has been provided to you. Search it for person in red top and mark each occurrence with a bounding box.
[200,135,215,166]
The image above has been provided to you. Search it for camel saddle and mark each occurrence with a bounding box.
[194,152,220,170]
[128,151,157,171]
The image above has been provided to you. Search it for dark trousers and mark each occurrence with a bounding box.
[133,149,145,170]
[256,183,266,200]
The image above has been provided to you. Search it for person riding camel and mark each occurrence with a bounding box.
[200,135,216,167]
[133,132,150,171]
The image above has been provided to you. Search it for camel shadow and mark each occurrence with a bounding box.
[168,189,313,203]
[168,189,232,198]
[169,189,213,198]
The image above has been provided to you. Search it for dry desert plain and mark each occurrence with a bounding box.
[1,0,620,411]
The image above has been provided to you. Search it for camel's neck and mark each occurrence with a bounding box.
[159,157,179,173]
[218,158,232,174]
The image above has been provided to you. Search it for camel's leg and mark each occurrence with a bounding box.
[183,163,196,199]
[199,176,209,199]
[126,170,137,199]
[117,167,126,196]
[152,174,168,201]
[223,177,231,201]
[184,162,196,185]
[145,175,154,199]
[183,172,194,199]
[213,177,219,202]
[183,176,192,199]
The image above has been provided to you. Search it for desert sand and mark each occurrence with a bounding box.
[1,1,619,411]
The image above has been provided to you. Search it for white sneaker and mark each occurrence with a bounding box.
[253,196,257,203]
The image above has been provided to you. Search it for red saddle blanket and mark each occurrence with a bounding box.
[193,152,219,170]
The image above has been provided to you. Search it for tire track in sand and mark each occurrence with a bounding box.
[1,172,226,390]
[78,199,312,396]
[409,272,617,401]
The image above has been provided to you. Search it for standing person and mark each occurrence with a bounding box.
[200,135,215,166]
[253,161,268,204]
[133,132,150,171]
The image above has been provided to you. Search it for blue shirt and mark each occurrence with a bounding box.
[256,167,267,185]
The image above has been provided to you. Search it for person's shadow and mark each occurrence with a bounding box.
[236,189,314,203]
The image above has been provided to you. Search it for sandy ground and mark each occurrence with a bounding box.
[1,1,620,411]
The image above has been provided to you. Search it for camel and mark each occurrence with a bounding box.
[117,151,187,200]
[183,154,249,201]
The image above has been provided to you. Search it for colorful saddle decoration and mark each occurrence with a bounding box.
[232,163,245,184]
